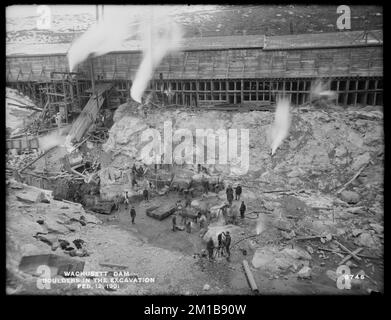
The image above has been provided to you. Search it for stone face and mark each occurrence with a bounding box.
[340,191,360,204]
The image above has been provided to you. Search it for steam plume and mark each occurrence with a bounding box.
[131,12,182,103]
[270,98,292,155]
[67,7,182,103]
[311,80,337,100]
[67,11,138,72]
[38,131,66,152]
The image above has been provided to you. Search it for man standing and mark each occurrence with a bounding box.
[199,213,207,229]
[186,220,192,233]
[226,185,234,206]
[224,231,232,261]
[114,194,121,212]
[130,205,136,224]
[131,175,138,188]
[217,232,225,257]
[235,184,242,201]
[143,189,149,201]
[219,204,228,222]
[202,177,209,195]
[240,201,246,219]
[124,191,129,210]
[206,237,215,261]
[172,214,177,232]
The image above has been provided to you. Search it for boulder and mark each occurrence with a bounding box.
[43,219,70,235]
[87,201,115,215]
[351,152,371,171]
[297,266,312,279]
[346,206,366,215]
[351,229,364,237]
[16,190,48,204]
[354,232,377,248]
[287,168,305,178]
[326,270,338,282]
[340,191,360,204]
[252,248,276,269]
[369,223,383,234]
[335,145,347,157]
[252,246,312,272]
[280,247,312,261]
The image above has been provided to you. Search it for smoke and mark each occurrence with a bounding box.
[270,98,292,155]
[67,7,183,103]
[311,80,337,100]
[38,131,66,152]
[67,11,138,72]
[131,13,182,103]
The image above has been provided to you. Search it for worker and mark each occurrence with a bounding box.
[131,175,138,188]
[143,189,149,201]
[235,184,242,201]
[186,220,192,233]
[124,191,129,210]
[172,214,177,232]
[204,179,209,195]
[224,231,232,261]
[130,205,136,224]
[218,204,228,222]
[231,206,238,225]
[217,232,225,257]
[199,213,207,229]
[185,197,191,208]
[240,201,246,219]
[226,185,234,205]
[73,190,81,203]
[175,202,185,225]
[114,194,121,211]
[206,238,215,261]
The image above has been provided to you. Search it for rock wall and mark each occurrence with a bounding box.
[100,103,383,205]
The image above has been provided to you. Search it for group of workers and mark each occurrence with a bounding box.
[112,173,247,263]
[206,231,232,261]
[113,186,151,225]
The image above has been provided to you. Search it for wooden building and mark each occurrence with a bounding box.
[6,29,383,109]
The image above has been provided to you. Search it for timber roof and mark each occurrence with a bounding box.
[6,30,382,57]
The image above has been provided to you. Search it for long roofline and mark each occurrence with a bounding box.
[6,29,382,57]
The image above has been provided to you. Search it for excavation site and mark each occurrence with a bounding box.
[6,5,383,296]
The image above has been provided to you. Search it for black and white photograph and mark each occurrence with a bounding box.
[5,4,383,298]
